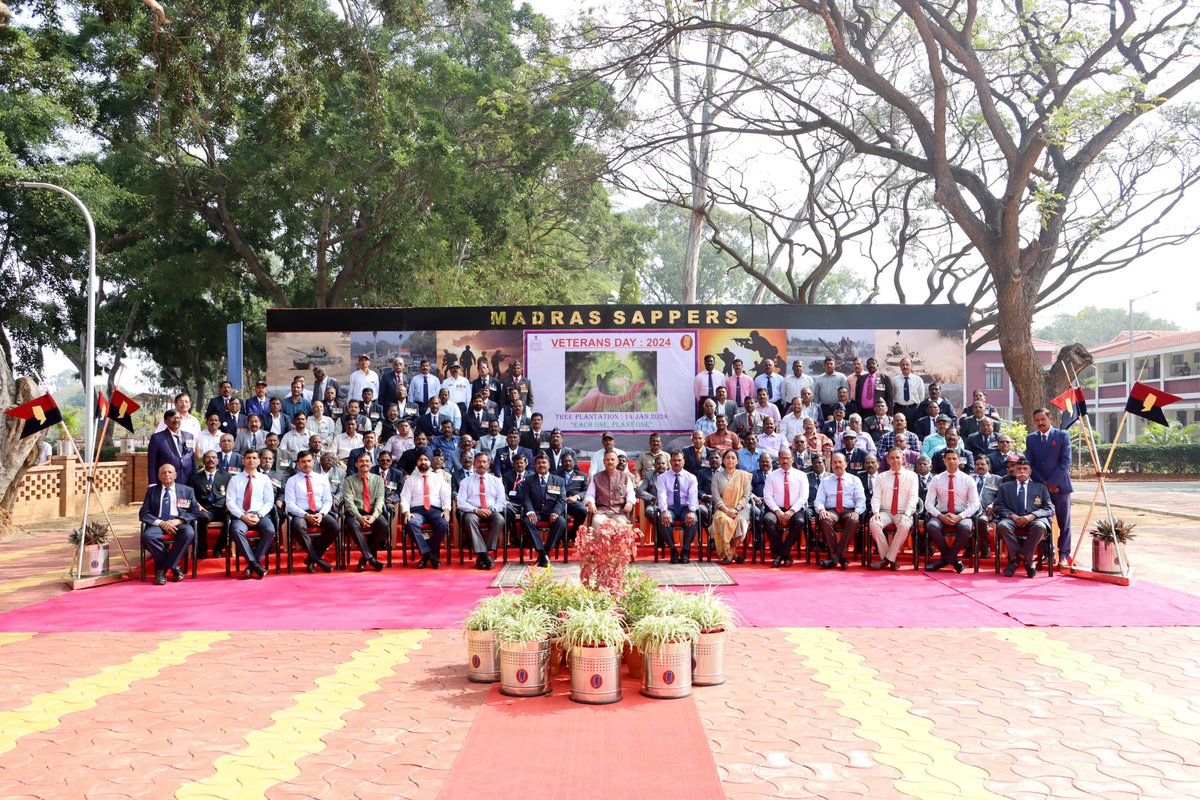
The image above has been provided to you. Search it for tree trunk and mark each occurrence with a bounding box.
[0,340,42,532]
[682,196,704,303]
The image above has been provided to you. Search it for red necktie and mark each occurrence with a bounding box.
[783,472,791,508]
[890,473,900,515]
[362,475,371,512]
[836,476,844,513]
[423,476,431,510]
[948,477,956,514]
[242,476,254,512]
[306,475,318,512]
[479,475,488,509]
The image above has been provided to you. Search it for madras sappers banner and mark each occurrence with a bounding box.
[4,393,64,439]
[1125,381,1182,426]
[1051,386,1088,430]
[107,387,141,432]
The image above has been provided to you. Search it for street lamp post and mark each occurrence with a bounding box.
[1127,290,1159,443]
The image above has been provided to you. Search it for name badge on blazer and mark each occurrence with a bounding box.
[509,490,519,498]
[271,477,282,489]
[228,466,241,474]
[547,485,561,495]
[386,481,397,491]
[519,424,530,432]
[370,412,380,420]
[176,499,191,509]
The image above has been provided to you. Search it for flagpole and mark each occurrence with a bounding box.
[1064,364,1125,575]
[59,421,131,573]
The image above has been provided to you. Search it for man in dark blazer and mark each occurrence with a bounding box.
[539,430,575,475]
[191,450,232,558]
[414,396,446,439]
[912,400,944,441]
[492,430,534,478]
[461,394,497,439]
[1025,407,1073,567]
[501,360,534,410]
[147,410,196,486]
[348,431,383,471]
[204,380,239,419]
[521,453,568,566]
[140,463,198,585]
[376,359,406,408]
[965,417,999,459]
[683,431,711,477]
[519,412,553,453]
[559,453,589,533]
[992,456,1055,577]
[311,366,341,410]
[218,397,248,438]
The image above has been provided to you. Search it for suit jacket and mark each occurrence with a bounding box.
[371,465,406,502]
[519,428,553,453]
[965,432,999,459]
[501,377,534,409]
[262,411,293,437]
[139,483,199,527]
[988,449,1019,475]
[205,395,239,419]
[683,446,711,478]
[821,419,851,441]
[930,446,969,475]
[539,447,575,475]
[561,469,588,502]
[958,415,988,439]
[219,411,247,437]
[471,376,502,401]
[414,410,444,439]
[636,472,661,511]
[378,371,406,406]
[213,450,243,475]
[503,470,534,505]
[522,474,567,518]
[1025,428,1073,493]
[191,469,232,513]
[493,447,535,478]
[347,446,382,469]
[234,429,269,455]
[913,415,940,441]
[972,472,1003,511]
[461,408,497,439]
[147,429,196,485]
[992,479,1055,521]
[312,376,342,407]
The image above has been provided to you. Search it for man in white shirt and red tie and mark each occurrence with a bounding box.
[224,450,276,579]
[763,448,809,568]
[815,453,866,569]
[400,449,451,568]
[456,452,507,569]
[693,354,723,417]
[868,449,920,570]
[923,450,980,573]
[283,450,338,573]
[655,451,700,564]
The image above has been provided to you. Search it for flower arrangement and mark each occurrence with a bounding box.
[576,519,640,597]
[68,520,112,547]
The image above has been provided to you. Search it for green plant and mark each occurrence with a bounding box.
[495,607,556,644]
[649,587,693,617]
[68,520,112,547]
[618,566,659,629]
[1092,444,1200,474]
[1092,517,1136,544]
[463,592,522,632]
[557,605,628,650]
[516,564,562,610]
[1000,419,1029,445]
[629,614,701,652]
[678,588,739,633]
[1136,421,1200,446]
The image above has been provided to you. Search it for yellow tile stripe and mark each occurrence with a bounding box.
[176,629,428,800]
[994,628,1200,747]
[0,632,36,648]
[0,631,229,754]
[786,628,1005,800]
[0,569,66,595]
[0,541,65,563]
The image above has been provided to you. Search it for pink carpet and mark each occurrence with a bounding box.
[0,564,498,633]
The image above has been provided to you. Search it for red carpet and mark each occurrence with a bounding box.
[439,673,724,800]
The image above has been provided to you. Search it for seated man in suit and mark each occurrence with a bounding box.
[219,397,248,438]
[372,451,406,504]
[867,448,920,570]
[342,451,388,571]
[492,429,534,478]
[540,429,575,475]
[762,448,809,568]
[140,464,198,585]
[559,453,589,534]
[993,456,1055,578]
[912,400,944,441]
[283,450,338,573]
[234,413,266,455]
[923,450,980,573]
[205,381,238,419]
[965,417,999,460]
[521,452,569,567]
[957,400,990,439]
[637,451,669,530]
[655,451,700,563]
[191,450,231,558]
[682,430,711,477]
[457,452,507,570]
[214,434,241,475]
[224,450,276,579]
[585,451,636,525]
[399,449,452,568]
[971,454,1002,558]
[478,419,505,458]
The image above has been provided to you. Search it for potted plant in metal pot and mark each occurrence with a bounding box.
[497,606,557,697]
[618,566,659,678]
[630,613,700,700]
[558,601,628,705]
[678,588,738,686]
[68,520,113,577]
[463,592,522,683]
[1091,517,1135,575]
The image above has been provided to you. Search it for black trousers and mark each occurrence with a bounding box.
[288,512,339,563]
[763,509,807,559]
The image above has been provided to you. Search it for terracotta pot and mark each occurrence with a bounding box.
[625,641,643,678]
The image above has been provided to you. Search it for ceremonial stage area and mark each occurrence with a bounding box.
[2,490,1200,800]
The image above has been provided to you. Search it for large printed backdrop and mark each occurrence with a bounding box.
[265,306,965,437]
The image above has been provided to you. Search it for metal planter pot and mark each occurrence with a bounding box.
[570,644,623,705]
[465,630,500,683]
[1092,536,1123,575]
[640,639,693,699]
[692,629,727,686]
[79,545,109,577]
[499,639,551,697]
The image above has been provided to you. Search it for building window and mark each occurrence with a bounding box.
[984,366,1003,391]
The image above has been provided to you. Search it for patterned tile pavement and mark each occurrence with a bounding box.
[1,498,1199,799]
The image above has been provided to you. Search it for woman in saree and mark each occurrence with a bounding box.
[710,449,752,564]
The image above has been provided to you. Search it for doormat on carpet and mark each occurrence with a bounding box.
[489,560,735,588]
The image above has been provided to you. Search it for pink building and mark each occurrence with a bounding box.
[966,332,1059,420]
[1088,330,1200,441]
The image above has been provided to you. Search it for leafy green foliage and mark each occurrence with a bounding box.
[1035,306,1180,348]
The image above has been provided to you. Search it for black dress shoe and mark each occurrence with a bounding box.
[306,562,317,574]
[979,546,992,559]
[772,556,783,568]
[734,554,745,564]
[925,559,946,572]
[317,559,333,573]
[169,567,184,582]
[417,556,428,569]
[484,555,495,568]
[818,558,837,569]
[889,558,900,571]
[953,560,965,574]
[431,558,440,569]
[838,556,848,570]
[536,553,550,568]
[680,554,690,564]
[669,553,680,564]
[251,563,266,580]
[357,557,367,572]
[154,570,167,585]
[784,557,794,567]
[1025,563,1037,578]
[475,554,488,570]
[370,558,384,572]
[1003,561,1019,577]
[244,567,254,578]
